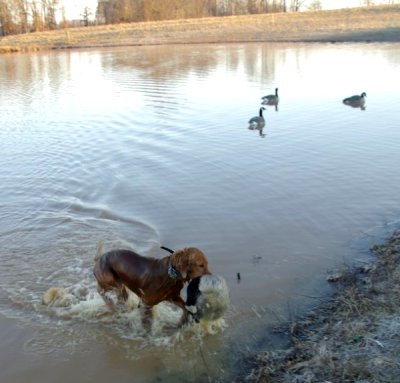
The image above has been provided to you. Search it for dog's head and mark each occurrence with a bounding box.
[171,247,210,281]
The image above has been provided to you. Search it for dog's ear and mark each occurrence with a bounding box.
[171,248,190,279]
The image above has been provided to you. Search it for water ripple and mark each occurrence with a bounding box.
[1,43,400,382]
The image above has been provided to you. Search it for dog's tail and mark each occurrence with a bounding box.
[94,240,104,262]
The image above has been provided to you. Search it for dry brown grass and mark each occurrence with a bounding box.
[1,5,400,53]
[241,229,400,383]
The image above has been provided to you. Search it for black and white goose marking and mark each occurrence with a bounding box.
[261,88,279,104]
[248,107,266,126]
[343,92,367,105]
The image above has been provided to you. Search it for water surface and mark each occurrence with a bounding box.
[1,42,400,382]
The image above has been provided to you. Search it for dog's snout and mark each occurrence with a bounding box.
[200,265,211,276]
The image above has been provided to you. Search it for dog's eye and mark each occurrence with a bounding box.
[199,264,204,268]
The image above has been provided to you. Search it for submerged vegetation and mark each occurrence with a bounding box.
[241,229,400,382]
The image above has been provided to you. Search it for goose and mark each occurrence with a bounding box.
[343,92,367,105]
[248,107,266,126]
[261,88,279,104]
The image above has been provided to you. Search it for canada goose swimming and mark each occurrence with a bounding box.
[248,107,266,126]
[261,88,279,104]
[343,92,367,105]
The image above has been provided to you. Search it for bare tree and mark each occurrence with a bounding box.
[0,0,63,35]
[81,6,92,26]
[95,0,217,24]
[308,0,322,11]
[14,0,29,33]
[41,0,58,30]
[0,0,15,35]
[59,5,67,28]
[247,0,258,14]
[31,0,44,32]
[289,0,306,11]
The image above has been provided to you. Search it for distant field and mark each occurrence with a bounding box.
[1,5,400,53]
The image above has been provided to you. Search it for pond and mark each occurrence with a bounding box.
[1,42,400,382]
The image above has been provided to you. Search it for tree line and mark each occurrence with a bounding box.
[95,0,301,24]
[0,0,308,36]
[2,0,397,37]
[0,0,63,35]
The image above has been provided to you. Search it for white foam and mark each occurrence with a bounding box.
[41,282,228,344]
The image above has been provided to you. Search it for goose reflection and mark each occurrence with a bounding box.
[248,121,266,137]
[261,88,279,111]
[261,88,279,104]
[261,98,279,111]
[248,107,266,138]
[343,92,367,110]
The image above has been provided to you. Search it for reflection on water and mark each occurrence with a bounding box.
[248,106,267,137]
[1,42,400,382]
[262,99,279,111]
[248,121,266,138]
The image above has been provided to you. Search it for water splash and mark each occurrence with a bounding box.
[41,284,227,344]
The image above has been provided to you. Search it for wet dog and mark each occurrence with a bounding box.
[93,244,211,329]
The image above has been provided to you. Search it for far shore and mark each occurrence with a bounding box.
[1,4,400,54]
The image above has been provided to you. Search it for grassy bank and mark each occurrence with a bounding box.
[1,5,400,54]
[240,229,400,382]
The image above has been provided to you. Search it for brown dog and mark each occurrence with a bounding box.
[93,246,210,328]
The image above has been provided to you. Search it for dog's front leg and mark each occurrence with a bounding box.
[140,304,153,332]
[116,285,128,308]
[170,296,190,326]
[98,288,116,310]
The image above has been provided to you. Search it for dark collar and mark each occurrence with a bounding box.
[168,259,182,280]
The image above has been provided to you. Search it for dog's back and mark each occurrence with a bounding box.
[94,249,149,287]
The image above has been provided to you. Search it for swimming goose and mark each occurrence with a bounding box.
[343,92,367,105]
[248,107,266,126]
[261,88,279,103]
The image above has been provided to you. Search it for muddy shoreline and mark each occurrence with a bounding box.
[237,229,400,382]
